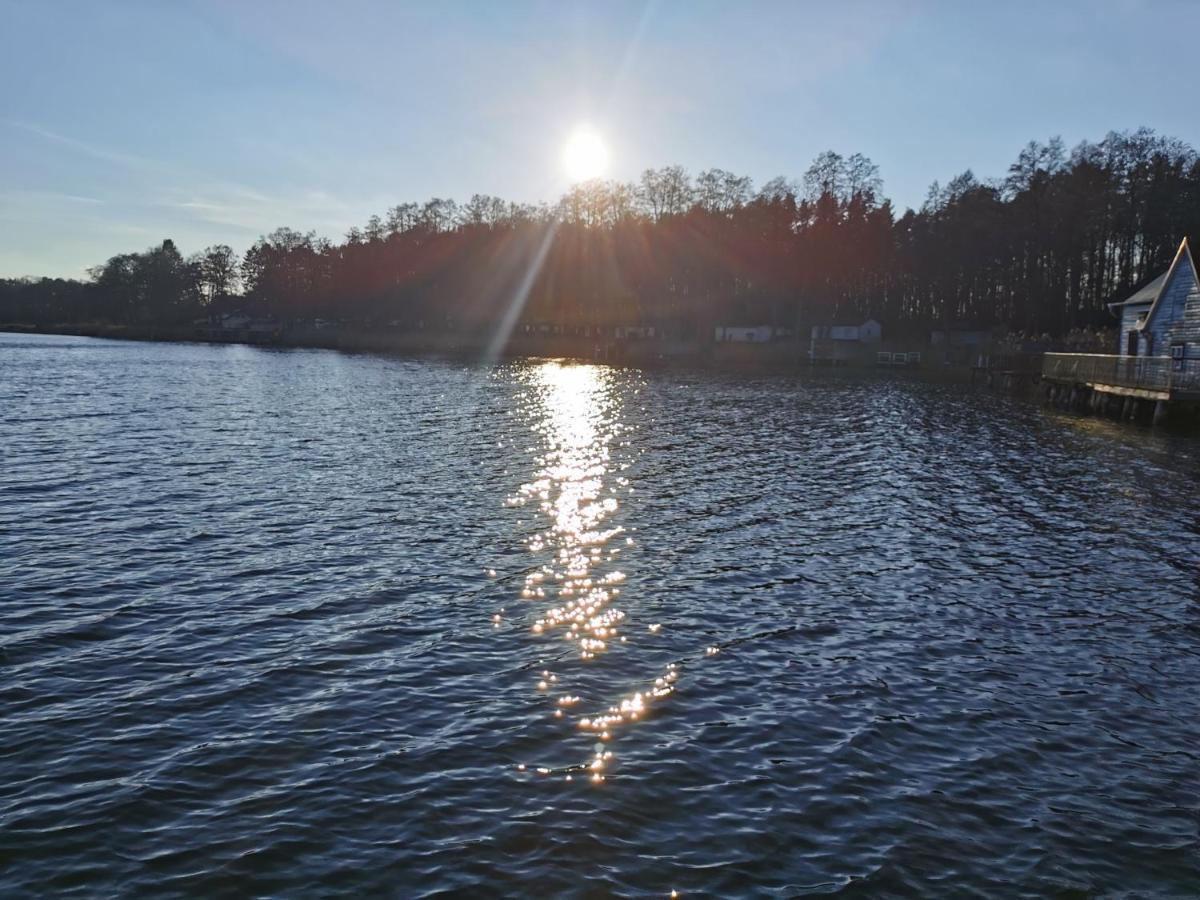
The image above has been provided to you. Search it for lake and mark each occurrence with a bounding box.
[2,331,1198,896]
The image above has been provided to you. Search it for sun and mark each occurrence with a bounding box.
[562,126,610,182]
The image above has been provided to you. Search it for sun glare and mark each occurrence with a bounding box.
[562,127,609,182]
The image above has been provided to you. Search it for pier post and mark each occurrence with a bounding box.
[1153,399,1168,426]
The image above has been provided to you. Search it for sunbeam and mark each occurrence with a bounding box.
[483,221,559,365]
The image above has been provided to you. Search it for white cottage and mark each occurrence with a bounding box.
[1109,237,1200,361]
[808,318,882,362]
[715,325,777,342]
[809,318,882,344]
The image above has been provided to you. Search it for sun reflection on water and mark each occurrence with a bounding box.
[510,363,627,661]
[498,361,685,783]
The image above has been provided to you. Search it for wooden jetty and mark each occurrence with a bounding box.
[1042,237,1200,426]
[1041,353,1200,424]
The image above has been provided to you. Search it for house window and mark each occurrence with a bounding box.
[1127,331,1138,356]
[1166,345,1185,374]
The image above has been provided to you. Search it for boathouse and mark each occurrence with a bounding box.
[1042,237,1200,423]
[1109,237,1200,360]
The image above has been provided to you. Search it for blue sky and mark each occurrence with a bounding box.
[4,0,1200,278]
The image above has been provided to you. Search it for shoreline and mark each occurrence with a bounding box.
[2,321,991,381]
[10,323,1200,430]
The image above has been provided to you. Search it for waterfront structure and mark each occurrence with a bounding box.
[1042,237,1200,423]
[615,325,656,339]
[1110,237,1200,359]
[877,350,922,367]
[714,325,785,342]
[808,318,882,363]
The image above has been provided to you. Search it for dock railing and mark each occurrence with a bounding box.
[1042,353,1200,396]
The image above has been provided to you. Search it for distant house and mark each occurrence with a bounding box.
[522,322,566,336]
[1109,237,1200,361]
[615,325,656,339]
[220,313,251,330]
[715,325,788,342]
[809,318,882,363]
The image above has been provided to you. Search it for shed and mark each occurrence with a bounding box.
[1108,238,1200,360]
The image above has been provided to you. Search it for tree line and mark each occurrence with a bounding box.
[4,128,1200,341]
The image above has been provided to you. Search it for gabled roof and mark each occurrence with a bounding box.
[1106,238,1199,327]
[1109,271,1167,309]
[1135,238,1199,332]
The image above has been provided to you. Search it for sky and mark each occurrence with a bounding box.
[4,0,1200,278]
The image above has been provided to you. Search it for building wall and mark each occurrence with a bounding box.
[1145,258,1199,357]
[811,321,881,342]
[859,320,883,342]
[1164,268,1200,357]
[1118,304,1150,356]
[717,326,772,342]
[615,326,655,339]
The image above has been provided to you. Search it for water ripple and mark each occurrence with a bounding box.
[2,333,1199,896]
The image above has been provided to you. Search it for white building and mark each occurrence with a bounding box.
[810,318,882,344]
[615,325,656,339]
[809,318,883,362]
[715,325,786,343]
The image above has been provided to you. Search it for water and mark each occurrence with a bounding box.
[2,332,1199,897]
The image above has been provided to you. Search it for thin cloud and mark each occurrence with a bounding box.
[0,189,102,206]
[155,183,367,239]
[5,120,163,171]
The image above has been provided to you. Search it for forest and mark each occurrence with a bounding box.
[3,128,1200,342]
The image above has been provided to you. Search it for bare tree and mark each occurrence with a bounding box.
[696,169,751,214]
[419,198,459,233]
[386,202,419,235]
[194,244,240,303]
[658,165,694,217]
[364,214,385,243]
[844,153,882,205]
[756,176,798,204]
[804,151,845,203]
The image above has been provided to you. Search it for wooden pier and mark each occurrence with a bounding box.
[1041,353,1200,424]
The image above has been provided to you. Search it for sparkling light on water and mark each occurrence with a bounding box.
[500,361,698,781]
